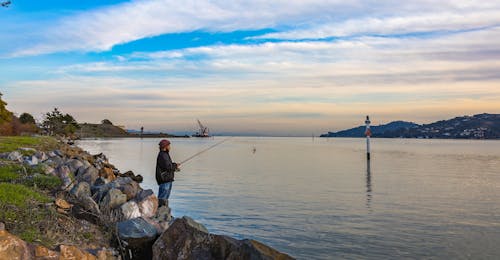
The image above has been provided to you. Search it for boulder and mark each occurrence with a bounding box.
[115,177,140,201]
[120,201,142,220]
[55,165,74,190]
[45,156,64,168]
[76,166,99,185]
[55,198,72,210]
[71,196,101,224]
[100,167,116,181]
[136,189,158,218]
[7,151,22,162]
[100,188,127,211]
[19,147,36,152]
[53,150,64,158]
[34,245,59,259]
[119,170,143,183]
[70,181,91,198]
[34,151,48,162]
[24,155,39,166]
[66,159,85,173]
[39,164,55,176]
[0,152,8,159]
[152,217,294,260]
[117,217,158,259]
[0,230,32,259]
[59,245,96,260]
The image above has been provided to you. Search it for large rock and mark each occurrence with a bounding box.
[152,217,294,260]
[120,201,142,220]
[34,151,48,162]
[34,245,59,259]
[7,151,22,162]
[66,159,85,173]
[115,177,140,201]
[24,155,39,166]
[99,166,116,181]
[59,245,96,260]
[76,166,99,185]
[136,189,158,218]
[55,165,74,190]
[70,181,91,198]
[117,217,158,259]
[0,230,32,259]
[45,156,64,168]
[100,188,127,212]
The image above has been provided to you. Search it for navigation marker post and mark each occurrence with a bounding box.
[365,115,371,160]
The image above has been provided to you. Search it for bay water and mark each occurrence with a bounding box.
[77,137,500,259]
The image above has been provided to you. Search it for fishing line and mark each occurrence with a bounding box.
[179,137,232,165]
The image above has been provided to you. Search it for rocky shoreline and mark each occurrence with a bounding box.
[0,138,293,259]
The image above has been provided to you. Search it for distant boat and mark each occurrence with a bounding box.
[192,119,211,137]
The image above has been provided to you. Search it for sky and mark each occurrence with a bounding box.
[0,0,499,136]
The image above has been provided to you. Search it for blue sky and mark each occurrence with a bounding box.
[1,0,500,136]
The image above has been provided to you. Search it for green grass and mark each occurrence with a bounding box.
[0,165,21,182]
[0,136,59,153]
[24,175,62,190]
[0,183,51,207]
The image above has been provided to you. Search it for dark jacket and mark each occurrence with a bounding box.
[156,150,177,184]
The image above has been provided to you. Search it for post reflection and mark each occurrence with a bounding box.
[366,159,372,210]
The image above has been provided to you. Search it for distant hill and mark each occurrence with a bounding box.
[321,121,418,137]
[77,123,129,138]
[380,113,500,139]
[320,113,500,139]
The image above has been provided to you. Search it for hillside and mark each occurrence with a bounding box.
[321,113,500,139]
[76,123,129,138]
[320,121,418,137]
[380,113,500,139]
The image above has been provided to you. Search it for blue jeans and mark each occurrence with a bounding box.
[158,182,173,200]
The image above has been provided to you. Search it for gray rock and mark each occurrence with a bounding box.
[53,150,64,157]
[117,217,158,259]
[115,177,140,200]
[71,195,101,224]
[0,152,9,159]
[100,188,127,211]
[45,156,64,167]
[7,151,22,162]
[120,201,142,220]
[65,159,84,173]
[55,165,74,190]
[135,189,158,218]
[76,166,99,185]
[40,164,55,175]
[23,155,38,166]
[70,182,91,198]
[34,151,48,162]
[152,217,294,260]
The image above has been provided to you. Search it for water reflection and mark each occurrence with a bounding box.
[366,159,372,210]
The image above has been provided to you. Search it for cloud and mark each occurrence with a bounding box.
[8,0,500,56]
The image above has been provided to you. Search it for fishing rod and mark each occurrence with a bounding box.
[179,137,231,165]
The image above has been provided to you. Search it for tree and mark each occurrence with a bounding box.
[0,92,13,124]
[101,119,113,125]
[19,112,36,124]
[42,108,79,136]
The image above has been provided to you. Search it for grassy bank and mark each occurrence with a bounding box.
[0,136,59,154]
[0,136,110,248]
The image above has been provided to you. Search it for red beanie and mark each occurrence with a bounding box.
[159,139,171,149]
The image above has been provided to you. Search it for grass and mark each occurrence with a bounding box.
[24,175,62,190]
[0,136,59,153]
[0,164,21,182]
[0,183,51,207]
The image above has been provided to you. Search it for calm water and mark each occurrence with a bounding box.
[77,137,500,259]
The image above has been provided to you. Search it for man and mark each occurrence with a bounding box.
[156,139,180,206]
